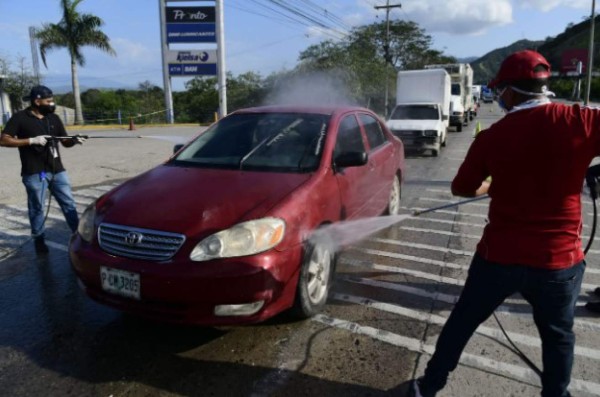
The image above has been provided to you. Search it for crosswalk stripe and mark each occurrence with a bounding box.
[331,292,600,361]
[312,314,600,396]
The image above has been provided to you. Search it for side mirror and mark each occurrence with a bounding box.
[334,151,368,169]
[442,115,449,121]
[173,144,184,154]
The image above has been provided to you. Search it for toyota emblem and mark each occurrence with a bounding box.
[125,231,143,246]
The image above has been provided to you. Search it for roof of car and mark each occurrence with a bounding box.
[232,105,371,116]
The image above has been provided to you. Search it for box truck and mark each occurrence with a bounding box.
[425,63,474,132]
[386,68,451,157]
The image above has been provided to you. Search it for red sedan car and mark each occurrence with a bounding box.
[70,105,405,325]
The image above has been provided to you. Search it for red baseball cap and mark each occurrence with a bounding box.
[488,50,551,88]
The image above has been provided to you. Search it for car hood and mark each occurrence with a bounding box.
[98,165,312,236]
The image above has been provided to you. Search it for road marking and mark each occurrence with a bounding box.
[312,314,600,396]
[402,206,489,219]
[345,248,598,293]
[331,292,600,361]
[369,238,474,256]
[399,226,482,239]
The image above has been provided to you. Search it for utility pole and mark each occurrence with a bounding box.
[374,1,401,118]
[585,0,596,105]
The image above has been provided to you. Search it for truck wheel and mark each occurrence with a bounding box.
[432,149,439,157]
[291,238,335,319]
[457,124,463,132]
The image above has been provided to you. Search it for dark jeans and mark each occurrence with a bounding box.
[423,253,585,397]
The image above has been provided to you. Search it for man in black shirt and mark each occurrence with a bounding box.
[0,85,86,253]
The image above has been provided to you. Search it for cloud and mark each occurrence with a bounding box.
[399,0,513,35]
[519,0,590,12]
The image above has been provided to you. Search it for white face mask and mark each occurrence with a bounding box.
[496,87,508,112]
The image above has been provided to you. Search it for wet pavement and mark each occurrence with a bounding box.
[1,114,599,396]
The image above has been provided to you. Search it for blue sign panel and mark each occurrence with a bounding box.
[167,23,216,43]
[169,63,217,76]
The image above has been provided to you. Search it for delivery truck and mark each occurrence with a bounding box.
[386,68,451,157]
[425,63,474,132]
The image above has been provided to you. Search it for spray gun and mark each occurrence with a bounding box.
[46,134,144,140]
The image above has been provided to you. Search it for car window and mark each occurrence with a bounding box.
[334,114,365,158]
[171,113,330,173]
[390,105,439,120]
[359,114,387,150]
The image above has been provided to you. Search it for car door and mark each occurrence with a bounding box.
[358,112,397,215]
[332,113,372,220]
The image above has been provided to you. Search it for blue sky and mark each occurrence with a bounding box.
[0,0,595,91]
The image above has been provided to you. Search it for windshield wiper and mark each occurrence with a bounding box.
[238,119,302,170]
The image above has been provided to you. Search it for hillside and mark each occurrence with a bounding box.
[470,15,600,85]
[470,39,544,84]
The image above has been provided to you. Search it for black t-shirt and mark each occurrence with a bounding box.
[2,108,68,176]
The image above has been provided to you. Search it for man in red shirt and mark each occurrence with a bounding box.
[409,50,593,397]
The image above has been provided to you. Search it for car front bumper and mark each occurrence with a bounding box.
[69,234,302,325]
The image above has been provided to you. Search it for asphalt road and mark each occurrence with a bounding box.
[0,106,599,397]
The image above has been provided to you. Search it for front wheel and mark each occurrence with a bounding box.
[291,239,335,319]
[383,174,401,215]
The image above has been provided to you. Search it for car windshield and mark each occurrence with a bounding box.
[390,105,438,120]
[170,112,330,173]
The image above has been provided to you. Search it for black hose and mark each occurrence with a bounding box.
[584,197,597,255]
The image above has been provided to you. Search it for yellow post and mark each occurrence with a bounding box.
[473,121,482,138]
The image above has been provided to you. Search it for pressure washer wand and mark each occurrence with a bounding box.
[47,135,143,140]
[412,195,490,216]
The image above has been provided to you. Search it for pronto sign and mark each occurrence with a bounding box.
[166,6,216,43]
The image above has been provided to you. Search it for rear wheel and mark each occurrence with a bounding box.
[456,124,463,132]
[291,239,335,318]
[432,149,439,157]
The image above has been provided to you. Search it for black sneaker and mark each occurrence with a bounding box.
[586,301,600,314]
[34,237,49,254]
[408,378,437,397]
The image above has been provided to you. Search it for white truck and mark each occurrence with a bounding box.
[425,63,474,132]
[386,68,451,157]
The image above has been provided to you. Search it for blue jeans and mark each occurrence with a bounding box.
[22,171,79,238]
[423,253,585,397]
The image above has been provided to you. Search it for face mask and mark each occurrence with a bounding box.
[37,102,56,115]
[497,97,508,112]
[496,87,508,112]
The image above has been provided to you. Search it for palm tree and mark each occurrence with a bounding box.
[36,0,115,124]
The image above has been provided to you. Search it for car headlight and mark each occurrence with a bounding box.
[78,202,96,243]
[190,217,286,261]
[423,130,438,137]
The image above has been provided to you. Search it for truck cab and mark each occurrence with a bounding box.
[386,102,446,157]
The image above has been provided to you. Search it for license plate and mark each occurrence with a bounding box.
[100,266,141,300]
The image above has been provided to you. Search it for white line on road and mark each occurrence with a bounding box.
[312,314,600,396]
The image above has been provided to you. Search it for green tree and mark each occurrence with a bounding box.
[0,56,38,114]
[36,0,116,124]
[175,77,219,123]
[297,20,455,114]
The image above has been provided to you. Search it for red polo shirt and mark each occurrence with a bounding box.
[452,102,600,269]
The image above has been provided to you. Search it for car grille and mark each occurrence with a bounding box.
[392,130,422,137]
[98,223,186,261]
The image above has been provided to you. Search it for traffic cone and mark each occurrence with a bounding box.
[128,117,136,131]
